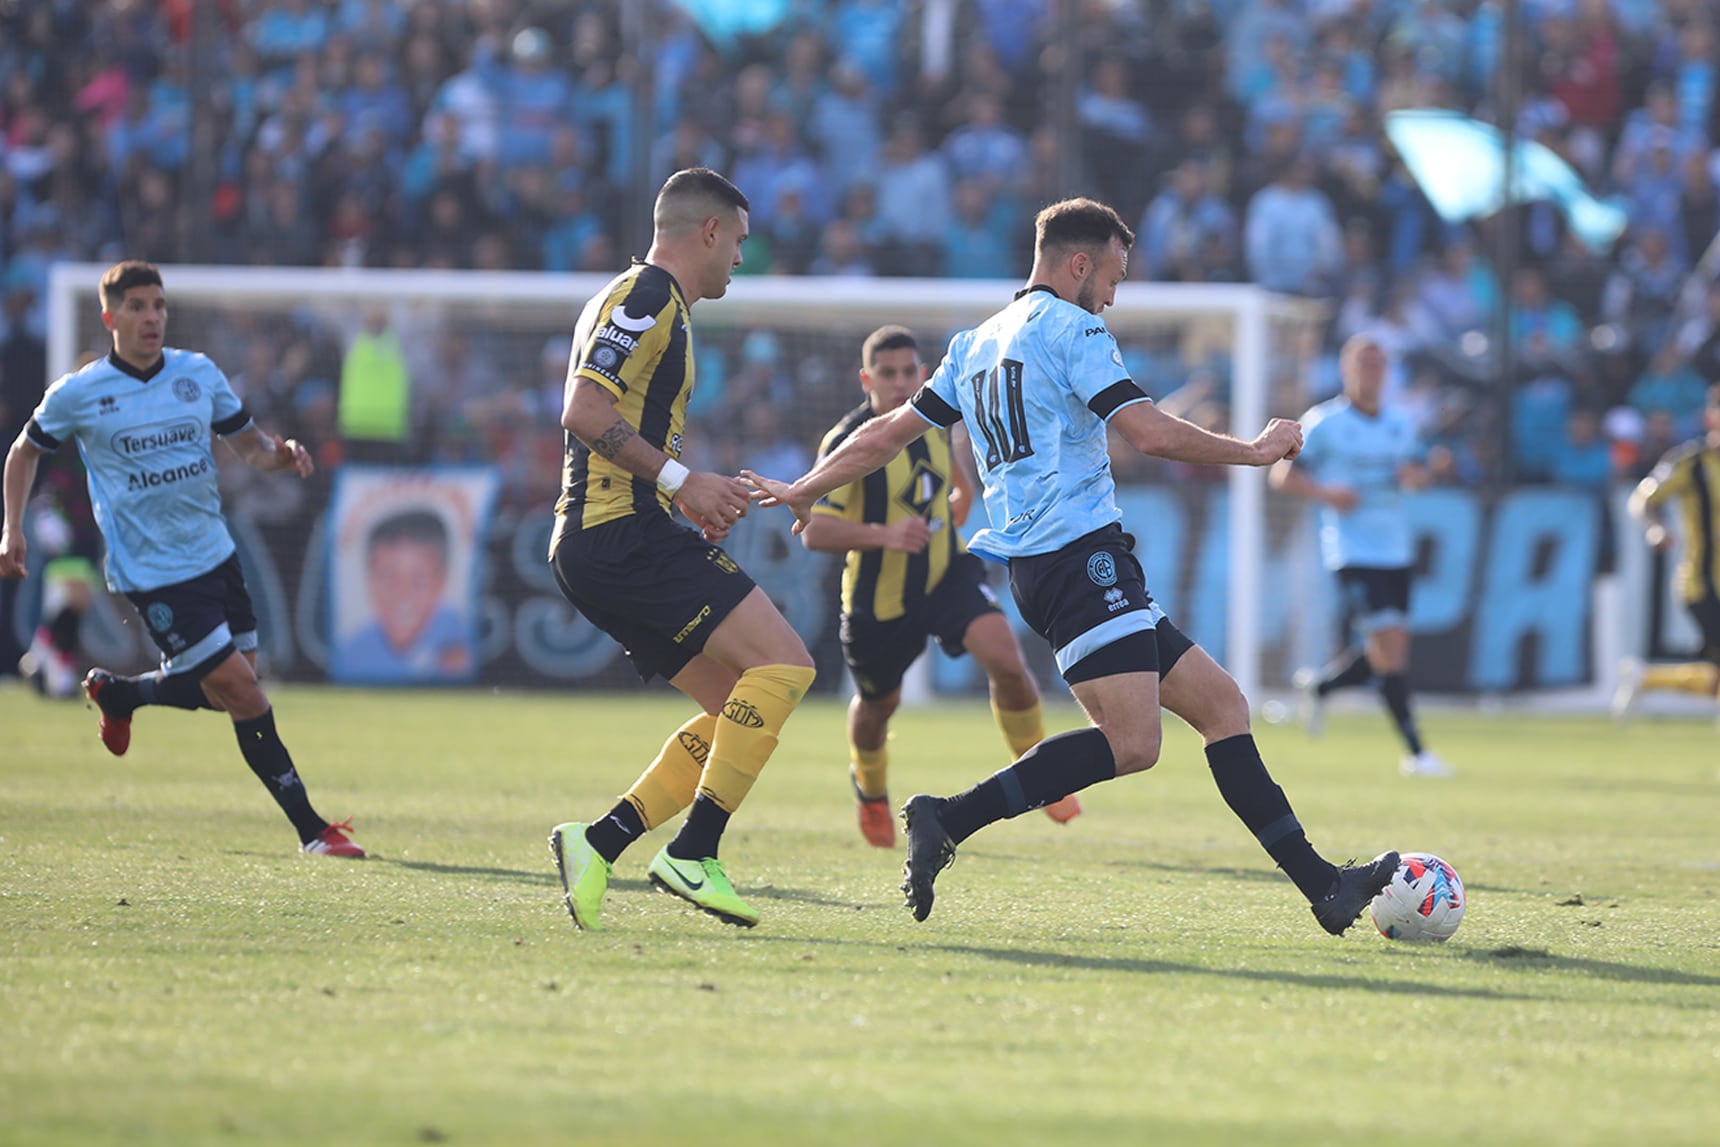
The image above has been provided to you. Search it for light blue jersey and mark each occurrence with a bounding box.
[911,286,1149,562]
[1295,396,1422,570]
[27,349,253,593]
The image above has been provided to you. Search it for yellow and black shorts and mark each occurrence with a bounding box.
[551,513,756,683]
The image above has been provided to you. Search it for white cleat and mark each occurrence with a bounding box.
[1400,751,1455,778]
[1291,668,1325,739]
[1611,657,1644,725]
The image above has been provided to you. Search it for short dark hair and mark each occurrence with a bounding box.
[862,325,919,368]
[99,261,163,311]
[368,509,449,566]
[655,168,750,226]
[1034,198,1134,259]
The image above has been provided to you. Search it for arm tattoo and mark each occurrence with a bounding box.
[591,418,637,460]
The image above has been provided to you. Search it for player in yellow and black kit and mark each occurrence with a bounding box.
[802,326,1079,847]
[547,169,816,930]
[1618,383,1720,726]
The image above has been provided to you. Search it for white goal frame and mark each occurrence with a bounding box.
[50,262,1327,704]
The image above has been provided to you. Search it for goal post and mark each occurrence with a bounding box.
[44,261,1339,702]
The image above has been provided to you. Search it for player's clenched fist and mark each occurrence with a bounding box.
[0,530,26,579]
[1251,418,1303,464]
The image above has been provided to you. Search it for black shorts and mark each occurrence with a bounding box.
[1336,565,1412,634]
[125,551,258,678]
[841,552,1002,700]
[550,512,757,683]
[1687,594,1720,665]
[1007,523,1193,686]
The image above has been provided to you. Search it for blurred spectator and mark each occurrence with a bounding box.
[874,116,951,277]
[339,307,413,461]
[1078,55,1153,209]
[810,60,881,200]
[1629,344,1710,439]
[942,94,1026,195]
[1244,155,1342,296]
[1601,227,1686,355]
[943,182,1017,279]
[1509,267,1585,368]
[1551,406,1618,489]
[1416,240,1494,341]
[1137,159,1237,282]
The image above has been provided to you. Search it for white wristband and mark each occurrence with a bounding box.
[656,458,690,497]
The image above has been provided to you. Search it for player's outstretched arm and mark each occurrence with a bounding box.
[0,430,46,579]
[228,424,315,477]
[1113,401,1302,466]
[562,376,749,539]
[743,404,931,534]
[1269,456,1357,511]
[800,514,932,555]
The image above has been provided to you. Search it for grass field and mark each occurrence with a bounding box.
[2,682,1717,1147]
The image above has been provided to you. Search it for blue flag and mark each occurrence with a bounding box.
[1384,109,1628,254]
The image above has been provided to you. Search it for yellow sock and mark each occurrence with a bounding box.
[851,742,889,799]
[697,664,817,812]
[1643,663,1720,696]
[623,712,715,830]
[993,700,1046,761]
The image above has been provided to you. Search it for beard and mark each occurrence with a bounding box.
[1074,278,1099,314]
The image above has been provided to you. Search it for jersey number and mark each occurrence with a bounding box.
[968,359,1033,469]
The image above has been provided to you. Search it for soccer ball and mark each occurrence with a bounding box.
[1369,852,1465,941]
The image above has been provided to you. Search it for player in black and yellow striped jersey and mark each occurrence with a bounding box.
[1619,383,1720,722]
[801,326,1079,847]
[546,169,816,929]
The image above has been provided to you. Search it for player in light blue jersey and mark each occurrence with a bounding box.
[749,199,1399,936]
[0,262,365,858]
[1271,335,1452,777]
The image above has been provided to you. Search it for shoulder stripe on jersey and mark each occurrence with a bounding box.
[212,409,253,436]
[24,419,60,452]
[1088,380,1148,420]
[911,387,961,428]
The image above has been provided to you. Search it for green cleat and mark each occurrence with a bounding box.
[549,822,611,932]
[647,848,760,927]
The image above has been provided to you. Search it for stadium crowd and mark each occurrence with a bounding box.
[4,0,1720,492]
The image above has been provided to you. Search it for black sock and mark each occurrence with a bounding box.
[1378,674,1424,755]
[1205,734,1337,903]
[1316,649,1373,696]
[135,671,217,712]
[939,727,1117,845]
[47,606,79,654]
[584,799,646,864]
[232,708,327,844]
[667,794,730,860]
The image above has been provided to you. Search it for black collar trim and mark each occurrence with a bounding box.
[108,350,165,383]
[1014,283,1062,302]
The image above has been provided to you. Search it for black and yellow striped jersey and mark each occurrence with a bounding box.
[552,262,693,545]
[812,402,967,621]
[1645,439,1720,604]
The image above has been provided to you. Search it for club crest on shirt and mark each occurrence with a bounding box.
[172,377,201,403]
[1087,551,1118,587]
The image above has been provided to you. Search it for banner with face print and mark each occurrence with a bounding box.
[326,466,500,685]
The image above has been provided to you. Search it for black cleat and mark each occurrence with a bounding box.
[1311,850,1400,936]
[899,795,957,922]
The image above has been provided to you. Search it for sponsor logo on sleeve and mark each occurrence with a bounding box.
[607,304,657,334]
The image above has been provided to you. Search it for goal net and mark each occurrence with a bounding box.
[41,263,1423,703]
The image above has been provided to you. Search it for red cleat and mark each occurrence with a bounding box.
[82,669,133,757]
[1043,794,1082,824]
[302,817,367,859]
[857,793,897,848]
